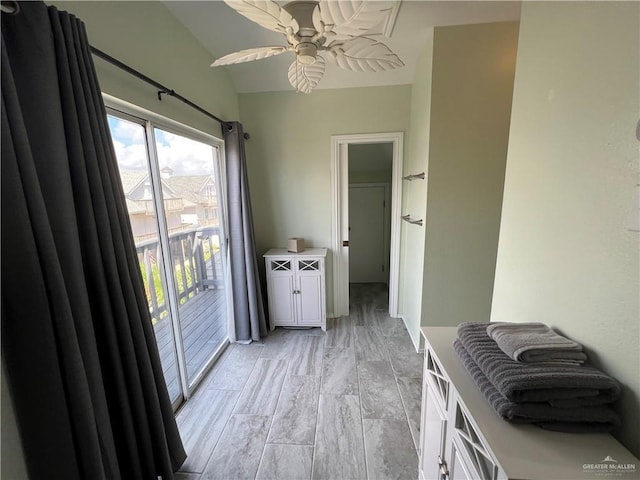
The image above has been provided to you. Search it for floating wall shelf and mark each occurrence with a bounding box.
[402,214,423,226]
[402,172,425,181]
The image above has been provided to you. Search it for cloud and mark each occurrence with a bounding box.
[108,115,217,176]
[109,115,145,144]
[111,140,148,171]
[155,129,215,176]
[108,115,148,171]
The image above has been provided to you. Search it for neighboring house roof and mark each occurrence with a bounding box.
[165,175,215,205]
[118,170,148,214]
[119,170,147,195]
[118,170,215,215]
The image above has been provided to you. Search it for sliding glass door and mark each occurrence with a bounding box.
[152,127,228,386]
[107,107,229,408]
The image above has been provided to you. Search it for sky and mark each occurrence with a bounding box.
[107,115,216,177]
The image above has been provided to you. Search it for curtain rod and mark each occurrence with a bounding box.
[90,46,229,127]
[2,0,237,133]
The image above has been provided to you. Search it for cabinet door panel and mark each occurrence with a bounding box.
[419,380,447,480]
[449,442,477,480]
[268,275,296,325]
[297,274,323,324]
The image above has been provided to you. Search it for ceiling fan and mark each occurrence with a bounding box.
[210,0,404,94]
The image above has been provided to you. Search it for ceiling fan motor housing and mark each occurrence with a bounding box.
[296,42,318,64]
[284,1,322,64]
[282,1,319,36]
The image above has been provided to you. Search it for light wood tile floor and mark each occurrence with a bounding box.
[176,283,423,480]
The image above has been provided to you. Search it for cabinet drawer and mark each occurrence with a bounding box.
[425,348,450,410]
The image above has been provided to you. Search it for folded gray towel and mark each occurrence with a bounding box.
[487,322,587,364]
[453,339,621,433]
[457,323,620,405]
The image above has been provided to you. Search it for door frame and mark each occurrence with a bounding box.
[331,132,404,317]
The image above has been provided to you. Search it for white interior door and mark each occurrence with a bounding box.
[349,185,387,283]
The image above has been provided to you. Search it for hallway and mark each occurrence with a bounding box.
[176,283,423,480]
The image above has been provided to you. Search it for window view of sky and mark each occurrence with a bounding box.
[108,115,215,176]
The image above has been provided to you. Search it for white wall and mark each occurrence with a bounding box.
[238,86,412,313]
[491,1,640,457]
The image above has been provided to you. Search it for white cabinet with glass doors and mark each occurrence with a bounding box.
[264,248,327,330]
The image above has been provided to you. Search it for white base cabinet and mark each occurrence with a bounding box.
[419,327,639,480]
[264,248,327,330]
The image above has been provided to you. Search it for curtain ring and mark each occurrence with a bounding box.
[1,1,20,14]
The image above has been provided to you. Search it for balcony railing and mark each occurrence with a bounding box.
[135,226,222,323]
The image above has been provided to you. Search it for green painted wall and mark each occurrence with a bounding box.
[348,143,393,184]
[491,1,640,456]
[421,21,519,328]
[401,32,434,348]
[238,86,412,313]
[53,1,240,132]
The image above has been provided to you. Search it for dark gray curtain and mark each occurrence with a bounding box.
[1,3,186,479]
[223,122,268,342]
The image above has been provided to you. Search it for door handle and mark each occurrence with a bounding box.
[437,456,449,480]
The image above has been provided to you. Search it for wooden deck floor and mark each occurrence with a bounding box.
[153,288,227,402]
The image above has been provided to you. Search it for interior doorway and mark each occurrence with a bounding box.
[331,132,403,318]
[348,143,393,285]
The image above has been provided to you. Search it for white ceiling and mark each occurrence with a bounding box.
[164,1,522,93]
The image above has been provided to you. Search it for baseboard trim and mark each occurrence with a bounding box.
[397,314,422,353]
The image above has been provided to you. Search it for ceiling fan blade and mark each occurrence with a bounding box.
[211,46,289,66]
[223,0,298,34]
[288,56,325,94]
[327,37,404,72]
[316,0,396,37]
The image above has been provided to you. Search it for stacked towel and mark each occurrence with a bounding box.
[486,322,587,365]
[454,323,621,433]
[453,340,620,433]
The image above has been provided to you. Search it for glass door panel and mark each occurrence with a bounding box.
[153,127,228,387]
[107,114,182,404]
